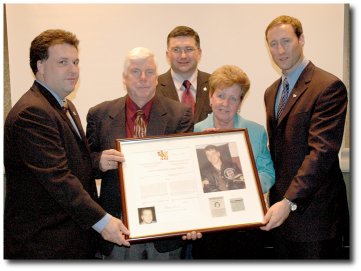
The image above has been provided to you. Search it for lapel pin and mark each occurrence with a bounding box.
[203,87,207,91]
[293,94,297,98]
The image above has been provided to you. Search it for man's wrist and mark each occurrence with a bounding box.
[284,198,297,212]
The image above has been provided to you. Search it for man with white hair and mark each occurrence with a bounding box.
[86,47,194,259]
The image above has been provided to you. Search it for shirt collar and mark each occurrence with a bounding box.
[126,95,154,121]
[283,57,309,90]
[170,69,198,91]
[36,80,66,107]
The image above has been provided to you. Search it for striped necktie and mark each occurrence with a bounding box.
[277,77,290,120]
[134,110,147,138]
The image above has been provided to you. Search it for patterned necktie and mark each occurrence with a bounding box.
[134,110,147,138]
[181,80,195,113]
[277,77,290,120]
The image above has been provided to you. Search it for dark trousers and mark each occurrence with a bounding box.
[272,233,345,259]
[105,242,182,260]
[192,229,266,259]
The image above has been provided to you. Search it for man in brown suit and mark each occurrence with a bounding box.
[156,26,211,124]
[261,15,349,259]
[4,29,129,259]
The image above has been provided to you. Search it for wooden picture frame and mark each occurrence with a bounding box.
[116,129,266,242]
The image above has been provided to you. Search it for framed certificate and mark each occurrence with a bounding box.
[116,129,266,242]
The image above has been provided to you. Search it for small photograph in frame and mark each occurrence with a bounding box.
[209,197,226,217]
[230,197,246,212]
[138,206,157,225]
[196,142,246,193]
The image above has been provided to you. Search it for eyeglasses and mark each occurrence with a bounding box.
[169,47,198,55]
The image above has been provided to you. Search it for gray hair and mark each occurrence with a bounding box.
[123,47,158,75]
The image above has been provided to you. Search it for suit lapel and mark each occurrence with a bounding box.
[66,100,86,140]
[108,98,127,139]
[266,79,280,125]
[34,82,88,146]
[147,95,167,135]
[158,70,179,101]
[277,62,314,125]
[195,71,210,121]
[35,81,63,111]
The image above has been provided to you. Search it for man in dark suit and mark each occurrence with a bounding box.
[4,29,130,259]
[86,47,197,259]
[156,26,211,124]
[261,15,349,259]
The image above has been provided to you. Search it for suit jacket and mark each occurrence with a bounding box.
[86,93,194,255]
[264,61,349,242]
[4,81,105,259]
[156,69,211,123]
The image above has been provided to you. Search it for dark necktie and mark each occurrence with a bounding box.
[277,77,290,120]
[62,100,72,121]
[181,80,195,113]
[134,110,147,138]
[62,100,81,137]
[62,100,69,113]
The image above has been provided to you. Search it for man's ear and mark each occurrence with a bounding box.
[37,60,44,75]
[299,33,305,47]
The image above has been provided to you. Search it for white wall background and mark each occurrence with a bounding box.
[6,4,346,129]
[3,4,358,270]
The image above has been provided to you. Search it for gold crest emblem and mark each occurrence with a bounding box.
[157,150,168,160]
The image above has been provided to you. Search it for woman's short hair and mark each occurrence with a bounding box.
[209,65,250,99]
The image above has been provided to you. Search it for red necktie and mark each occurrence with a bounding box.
[181,80,195,113]
[134,110,147,138]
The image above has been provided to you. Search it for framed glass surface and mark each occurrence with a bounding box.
[116,129,266,242]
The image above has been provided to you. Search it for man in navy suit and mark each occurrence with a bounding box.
[4,29,129,259]
[86,47,198,259]
[261,15,349,259]
[156,26,211,124]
